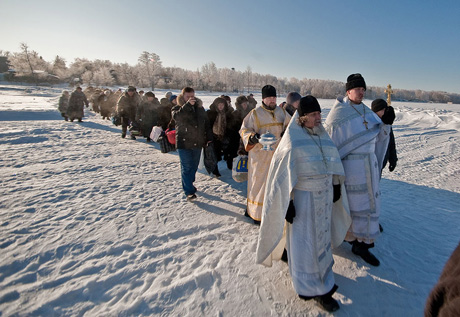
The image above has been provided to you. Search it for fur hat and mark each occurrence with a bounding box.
[127,86,136,92]
[145,91,155,98]
[262,85,277,99]
[236,95,248,105]
[286,92,301,105]
[346,73,366,91]
[212,97,227,107]
[298,95,321,117]
[165,91,172,98]
[371,99,388,112]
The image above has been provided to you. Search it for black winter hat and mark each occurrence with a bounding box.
[346,73,366,91]
[286,92,301,105]
[145,91,155,98]
[127,86,136,92]
[262,85,277,99]
[371,99,388,112]
[298,95,321,116]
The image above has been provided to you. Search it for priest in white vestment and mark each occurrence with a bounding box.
[325,74,395,267]
[239,85,291,224]
[256,96,351,312]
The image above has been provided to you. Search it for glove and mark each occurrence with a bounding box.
[333,184,341,203]
[389,161,397,172]
[285,200,296,224]
[248,133,260,145]
[381,106,395,125]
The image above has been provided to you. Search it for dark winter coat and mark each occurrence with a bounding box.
[172,94,212,150]
[228,98,255,159]
[116,92,141,120]
[160,98,174,130]
[99,91,117,118]
[382,128,398,171]
[425,243,460,317]
[66,90,89,119]
[283,103,297,116]
[136,98,162,137]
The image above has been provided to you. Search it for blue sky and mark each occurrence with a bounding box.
[2,0,460,93]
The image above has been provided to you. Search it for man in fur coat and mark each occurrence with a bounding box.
[66,86,89,122]
[425,242,460,317]
[240,85,291,224]
[325,74,395,266]
[256,96,350,312]
[172,87,212,200]
[116,86,141,139]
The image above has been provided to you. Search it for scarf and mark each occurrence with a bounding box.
[213,111,226,140]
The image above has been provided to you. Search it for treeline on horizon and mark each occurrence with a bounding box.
[1,44,459,104]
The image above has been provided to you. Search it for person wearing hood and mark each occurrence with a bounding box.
[325,74,395,266]
[256,96,350,312]
[136,91,161,142]
[283,92,302,116]
[240,85,291,224]
[207,97,232,177]
[172,87,213,200]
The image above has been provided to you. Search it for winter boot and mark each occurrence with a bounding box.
[299,285,339,312]
[130,135,136,140]
[244,209,260,226]
[352,241,380,266]
[121,133,126,138]
[146,137,152,143]
[313,285,340,312]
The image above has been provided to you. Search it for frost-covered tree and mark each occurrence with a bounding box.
[9,43,49,84]
[201,62,218,91]
[92,67,114,86]
[138,51,162,90]
[52,55,67,79]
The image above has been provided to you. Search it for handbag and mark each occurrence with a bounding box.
[165,129,176,145]
[204,143,217,174]
[111,113,121,126]
[232,155,248,182]
[158,132,175,153]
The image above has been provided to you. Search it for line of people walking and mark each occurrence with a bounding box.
[58,75,399,313]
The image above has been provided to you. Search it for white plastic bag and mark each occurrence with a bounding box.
[150,126,163,142]
[232,155,248,182]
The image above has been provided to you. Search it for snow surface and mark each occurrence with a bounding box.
[0,83,459,316]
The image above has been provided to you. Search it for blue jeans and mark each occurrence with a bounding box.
[177,148,202,195]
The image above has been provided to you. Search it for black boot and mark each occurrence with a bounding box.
[352,241,380,266]
[313,285,340,312]
[244,209,260,226]
[299,285,340,312]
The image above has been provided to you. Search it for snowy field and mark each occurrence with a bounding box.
[0,83,459,316]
